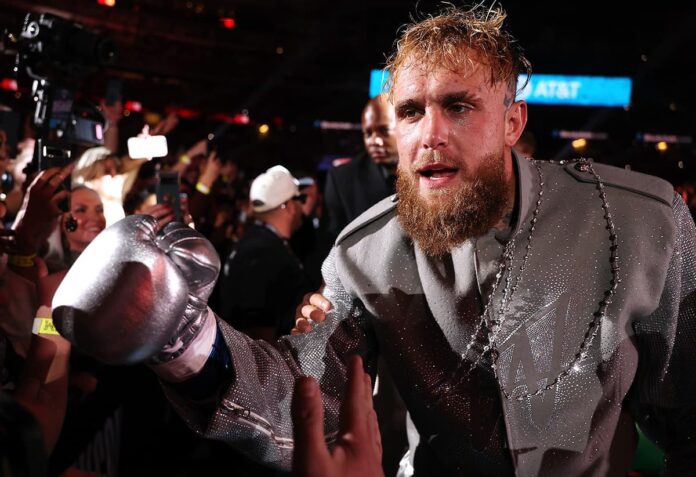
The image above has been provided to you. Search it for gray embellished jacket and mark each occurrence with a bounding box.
[166,153,696,476]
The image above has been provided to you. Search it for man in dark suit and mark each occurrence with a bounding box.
[324,94,398,238]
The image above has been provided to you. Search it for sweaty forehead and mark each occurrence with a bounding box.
[392,62,492,100]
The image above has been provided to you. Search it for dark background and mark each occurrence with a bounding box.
[1,0,694,182]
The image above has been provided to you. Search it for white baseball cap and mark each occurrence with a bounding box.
[250,165,300,213]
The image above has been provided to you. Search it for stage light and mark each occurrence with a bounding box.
[220,17,236,29]
[97,0,116,7]
[124,101,142,112]
[0,78,18,91]
[571,138,587,150]
[258,124,270,135]
[656,141,668,152]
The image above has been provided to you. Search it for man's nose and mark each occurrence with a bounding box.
[422,110,448,150]
[374,136,384,147]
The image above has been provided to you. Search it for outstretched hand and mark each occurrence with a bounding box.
[291,355,384,477]
[291,290,332,335]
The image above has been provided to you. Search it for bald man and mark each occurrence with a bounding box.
[324,95,398,238]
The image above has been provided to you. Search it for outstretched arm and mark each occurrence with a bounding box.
[291,355,384,477]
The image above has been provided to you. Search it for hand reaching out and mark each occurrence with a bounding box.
[291,355,384,477]
[292,290,332,335]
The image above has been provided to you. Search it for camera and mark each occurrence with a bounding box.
[2,12,118,174]
[15,12,116,73]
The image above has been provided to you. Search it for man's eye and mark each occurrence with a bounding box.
[449,104,471,113]
[399,108,419,119]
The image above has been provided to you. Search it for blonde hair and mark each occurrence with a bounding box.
[385,4,531,100]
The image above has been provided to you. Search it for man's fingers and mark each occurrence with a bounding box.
[291,376,330,474]
[301,304,326,323]
[309,293,332,312]
[364,373,382,457]
[339,355,368,436]
[294,317,313,334]
[367,408,383,458]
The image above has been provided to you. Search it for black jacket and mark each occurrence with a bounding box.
[324,153,395,237]
[218,223,313,336]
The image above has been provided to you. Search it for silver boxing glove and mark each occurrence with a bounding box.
[52,215,220,366]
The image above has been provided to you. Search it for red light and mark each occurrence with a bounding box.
[124,101,142,112]
[210,113,250,124]
[220,17,236,29]
[97,0,116,6]
[165,106,201,119]
[0,78,18,91]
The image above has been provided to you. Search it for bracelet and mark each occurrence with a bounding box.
[8,253,37,268]
[179,154,191,165]
[32,317,60,336]
[196,182,211,195]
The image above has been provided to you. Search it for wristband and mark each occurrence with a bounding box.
[8,253,36,268]
[32,317,60,336]
[179,154,191,165]
[196,182,211,195]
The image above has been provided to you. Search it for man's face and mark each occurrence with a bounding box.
[362,103,398,165]
[392,61,526,255]
[393,62,519,203]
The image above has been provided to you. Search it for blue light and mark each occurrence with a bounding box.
[516,74,632,107]
[369,69,389,97]
[369,69,632,108]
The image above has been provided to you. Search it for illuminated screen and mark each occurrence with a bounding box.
[369,70,632,107]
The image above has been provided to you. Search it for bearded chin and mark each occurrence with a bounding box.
[396,153,511,257]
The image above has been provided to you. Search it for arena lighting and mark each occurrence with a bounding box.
[369,70,632,107]
[124,100,142,112]
[637,133,692,145]
[655,141,668,152]
[555,130,609,140]
[210,112,250,124]
[0,78,18,91]
[165,106,201,119]
[313,120,362,131]
[258,124,270,134]
[97,0,116,6]
[220,17,236,29]
[571,138,587,150]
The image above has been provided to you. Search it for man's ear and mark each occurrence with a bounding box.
[504,100,528,147]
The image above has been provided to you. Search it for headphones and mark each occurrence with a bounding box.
[65,214,78,233]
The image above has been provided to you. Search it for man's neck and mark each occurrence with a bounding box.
[258,216,292,240]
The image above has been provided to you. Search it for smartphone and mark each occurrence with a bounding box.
[156,171,182,222]
[105,79,122,106]
[32,139,72,210]
[127,135,168,159]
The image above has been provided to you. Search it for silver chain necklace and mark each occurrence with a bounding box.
[458,158,620,401]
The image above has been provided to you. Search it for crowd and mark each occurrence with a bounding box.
[1,4,695,477]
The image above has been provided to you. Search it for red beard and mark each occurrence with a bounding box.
[396,152,511,257]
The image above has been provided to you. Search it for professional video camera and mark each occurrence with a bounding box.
[2,12,116,170]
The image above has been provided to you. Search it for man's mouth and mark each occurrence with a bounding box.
[369,147,387,158]
[417,163,459,180]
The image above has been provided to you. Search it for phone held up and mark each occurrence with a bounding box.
[156,171,183,222]
[127,134,168,160]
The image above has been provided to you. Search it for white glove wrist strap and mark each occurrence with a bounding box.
[150,307,217,383]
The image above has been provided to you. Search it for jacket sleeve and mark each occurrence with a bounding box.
[162,247,379,471]
[630,194,696,476]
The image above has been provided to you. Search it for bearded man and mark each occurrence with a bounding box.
[52,5,696,477]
